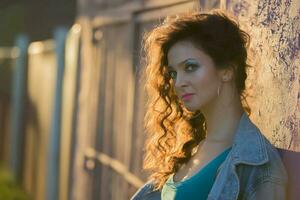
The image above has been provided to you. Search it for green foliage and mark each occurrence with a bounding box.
[0,165,31,200]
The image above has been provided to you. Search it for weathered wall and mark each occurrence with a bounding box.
[225,0,299,151]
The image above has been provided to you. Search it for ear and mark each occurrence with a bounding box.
[218,66,234,82]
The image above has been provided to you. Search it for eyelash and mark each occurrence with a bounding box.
[168,64,198,79]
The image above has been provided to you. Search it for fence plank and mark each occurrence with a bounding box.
[24,39,57,200]
[59,24,82,200]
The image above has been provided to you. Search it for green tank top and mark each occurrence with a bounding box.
[161,146,232,200]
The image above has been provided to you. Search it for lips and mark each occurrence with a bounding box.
[182,93,195,101]
[182,93,195,98]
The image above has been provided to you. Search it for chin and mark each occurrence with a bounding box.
[183,103,201,112]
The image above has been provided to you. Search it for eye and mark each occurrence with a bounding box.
[167,61,198,80]
[168,70,177,79]
[185,63,198,71]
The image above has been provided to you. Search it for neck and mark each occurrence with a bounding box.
[201,91,244,145]
[205,108,244,144]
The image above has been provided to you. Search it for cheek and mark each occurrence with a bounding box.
[193,68,219,94]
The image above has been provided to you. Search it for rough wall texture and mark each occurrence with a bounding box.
[225,0,299,151]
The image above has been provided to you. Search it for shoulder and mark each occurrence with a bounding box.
[130,180,161,200]
[237,133,287,180]
[236,134,288,198]
[260,133,288,181]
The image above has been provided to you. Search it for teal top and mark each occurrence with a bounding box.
[161,146,232,200]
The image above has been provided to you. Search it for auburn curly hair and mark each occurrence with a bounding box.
[140,8,252,191]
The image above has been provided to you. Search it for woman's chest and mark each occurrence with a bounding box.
[173,146,232,182]
[173,152,218,182]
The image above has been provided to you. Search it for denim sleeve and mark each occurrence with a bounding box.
[130,181,161,200]
[245,177,287,200]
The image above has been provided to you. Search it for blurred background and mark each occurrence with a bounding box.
[0,0,299,200]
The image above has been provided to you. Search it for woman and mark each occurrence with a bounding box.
[131,9,287,200]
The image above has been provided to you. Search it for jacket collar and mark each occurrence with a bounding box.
[132,111,270,200]
[230,111,269,166]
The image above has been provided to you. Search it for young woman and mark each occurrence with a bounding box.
[131,9,287,200]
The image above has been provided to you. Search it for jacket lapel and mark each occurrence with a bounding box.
[208,111,269,200]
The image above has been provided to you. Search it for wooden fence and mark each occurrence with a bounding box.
[71,1,214,200]
[0,1,232,200]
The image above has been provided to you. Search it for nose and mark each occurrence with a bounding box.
[174,73,188,90]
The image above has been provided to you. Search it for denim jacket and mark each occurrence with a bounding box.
[130,111,288,200]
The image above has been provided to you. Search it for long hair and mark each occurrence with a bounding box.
[140,8,252,191]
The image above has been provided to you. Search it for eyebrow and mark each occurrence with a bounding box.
[167,58,197,69]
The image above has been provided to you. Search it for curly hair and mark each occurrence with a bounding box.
[140,8,252,191]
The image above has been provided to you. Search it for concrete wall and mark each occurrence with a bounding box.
[225,0,299,151]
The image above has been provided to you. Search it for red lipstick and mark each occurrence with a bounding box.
[182,93,195,101]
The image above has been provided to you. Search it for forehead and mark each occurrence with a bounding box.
[167,40,213,68]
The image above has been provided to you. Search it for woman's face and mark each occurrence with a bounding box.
[167,40,224,112]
